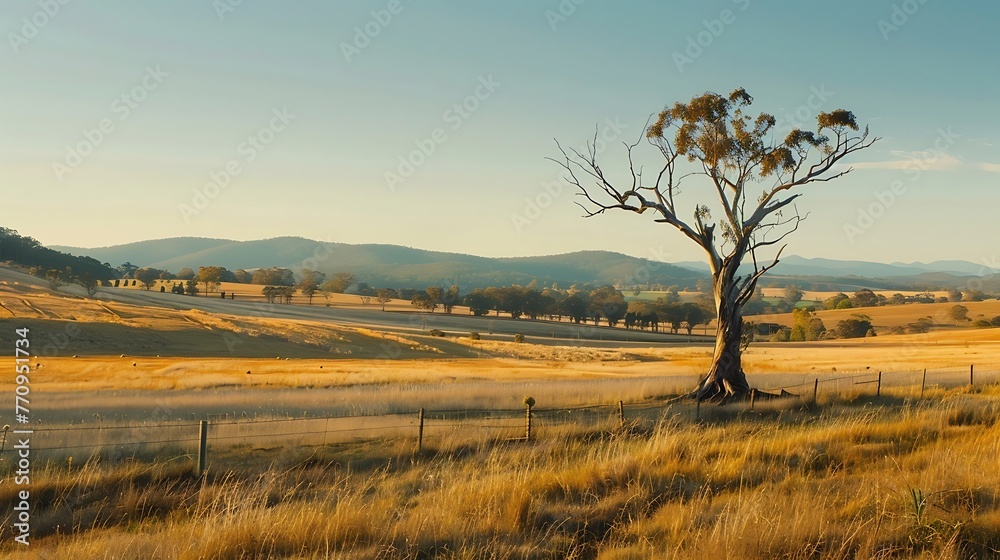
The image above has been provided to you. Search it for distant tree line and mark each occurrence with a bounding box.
[0,227,116,286]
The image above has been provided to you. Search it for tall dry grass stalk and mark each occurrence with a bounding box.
[2,385,999,559]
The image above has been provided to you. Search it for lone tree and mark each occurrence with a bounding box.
[554,88,876,401]
[197,266,226,298]
[298,269,327,305]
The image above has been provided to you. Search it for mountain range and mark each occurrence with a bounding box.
[51,236,1000,291]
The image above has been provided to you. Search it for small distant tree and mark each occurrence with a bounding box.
[949,304,969,323]
[197,266,225,297]
[770,327,791,342]
[783,284,804,306]
[463,288,494,316]
[680,302,710,335]
[789,308,825,341]
[589,286,627,326]
[962,290,986,302]
[135,267,161,291]
[424,287,444,311]
[850,289,880,308]
[560,292,591,324]
[887,293,906,306]
[835,314,873,338]
[45,268,62,289]
[411,292,437,312]
[946,288,962,302]
[77,272,99,296]
[298,269,327,305]
[442,285,461,314]
[184,279,199,296]
[233,269,253,283]
[376,288,394,311]
[322,272,356,294]
[907,316,934,334]
[252,267,295,286]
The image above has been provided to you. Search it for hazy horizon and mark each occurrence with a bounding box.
[5,1,999,264]
[42,233,1000,271]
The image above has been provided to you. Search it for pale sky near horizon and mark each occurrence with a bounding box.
[3,1,998,266]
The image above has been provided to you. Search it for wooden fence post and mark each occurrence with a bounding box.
[749,389,756,412]
[876,371,882,397]
[197,420,208,478]
[970,364,974,386]
[696,397,701,421]
[618,400,625,428]
[920,368,927,398]
[813,379,819,403]
[524,396,535,441]
[525,406,532,440]
[417,408,425,452]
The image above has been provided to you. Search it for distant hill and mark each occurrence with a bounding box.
[51,237,705,290]
[50,236,1000,292]
[674,255,1000,278]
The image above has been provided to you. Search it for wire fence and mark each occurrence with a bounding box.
[2,363,997,473]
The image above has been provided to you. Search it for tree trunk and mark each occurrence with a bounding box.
[697,262,751,402]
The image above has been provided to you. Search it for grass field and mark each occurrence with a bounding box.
[3,386,1000,558]
[748,300,1000,330]
[3,266,1000,557]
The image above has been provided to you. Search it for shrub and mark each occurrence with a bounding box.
[513,333,526,343]
[469,332,481,340]
[907,317,934,334]
[428,329,445,337]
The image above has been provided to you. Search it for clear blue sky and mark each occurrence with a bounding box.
[3,1,998,266]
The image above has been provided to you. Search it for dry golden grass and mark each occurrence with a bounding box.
[4,385,999,559]
[748,300,1000,330]
[760,288,951,302]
